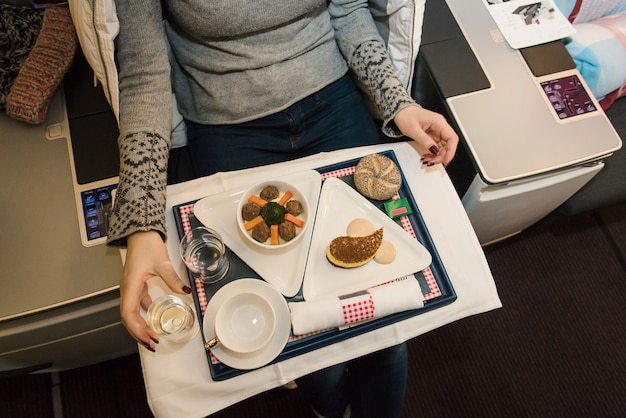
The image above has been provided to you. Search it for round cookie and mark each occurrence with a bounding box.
[327,228,384,268]
[353,154,402,200]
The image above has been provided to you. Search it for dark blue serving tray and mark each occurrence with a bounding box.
[173,149,456,381]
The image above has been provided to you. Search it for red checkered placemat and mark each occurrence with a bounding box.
[177,204,209,315]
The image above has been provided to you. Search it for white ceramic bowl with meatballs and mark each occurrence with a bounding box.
[236,180,310,250]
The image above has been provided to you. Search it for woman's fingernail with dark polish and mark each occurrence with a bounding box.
[151,336,160,344]
[427,163,434,167]
[183,285,192,294]
[142,342,155,353]
[429,145,440,155]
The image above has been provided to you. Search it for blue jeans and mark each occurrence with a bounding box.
[296,343,408,418]
[186,76,406,416]
[185,75,380,176]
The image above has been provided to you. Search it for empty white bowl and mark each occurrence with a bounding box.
[213,292,276,354]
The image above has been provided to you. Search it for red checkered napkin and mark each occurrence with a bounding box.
[341,290,375,325]
[289,277,424,336]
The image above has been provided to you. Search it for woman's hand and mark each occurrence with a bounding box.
[120,230,192,352]
[394,105,459,167]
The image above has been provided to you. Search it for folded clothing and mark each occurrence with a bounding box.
[563,13,626,109]
[554,0,626,23]
[6,5,77,124]
[289,277,424,336]
[0,4,45,108]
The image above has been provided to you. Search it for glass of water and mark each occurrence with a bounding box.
[179,227,230,284]
[146,295,198,343]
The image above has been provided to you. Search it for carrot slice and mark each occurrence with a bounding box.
[285,213,304,228]
[247,195,267,207]
[270,224,279,245]
[244,215,264,231]
[278,191,293,206]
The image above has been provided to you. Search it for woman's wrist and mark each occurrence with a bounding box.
[127,230,162,246]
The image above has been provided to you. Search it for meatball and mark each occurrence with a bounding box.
[278,221,296,242]
[251,222,270,243]
[285,199,303,216]
[241,202,261,221]
[259,185,279,201]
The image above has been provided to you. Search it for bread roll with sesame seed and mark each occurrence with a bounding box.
[353,154,402,200]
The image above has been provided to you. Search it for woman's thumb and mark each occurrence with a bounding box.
[158,262,192,295]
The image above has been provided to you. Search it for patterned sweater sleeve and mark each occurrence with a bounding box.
[107,0,173,248]
[350,40,419,131]
[107,132,170,247]
[329,0,418,135]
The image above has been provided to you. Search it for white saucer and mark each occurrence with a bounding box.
[303,177,432,300]
[202,279,291,370]
[193,170,321,297]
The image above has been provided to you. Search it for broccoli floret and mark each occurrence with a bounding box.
[260,201,286,225]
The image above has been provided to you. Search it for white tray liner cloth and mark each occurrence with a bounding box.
[140,142,502,418]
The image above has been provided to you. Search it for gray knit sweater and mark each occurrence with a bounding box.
[108,0,416,247]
